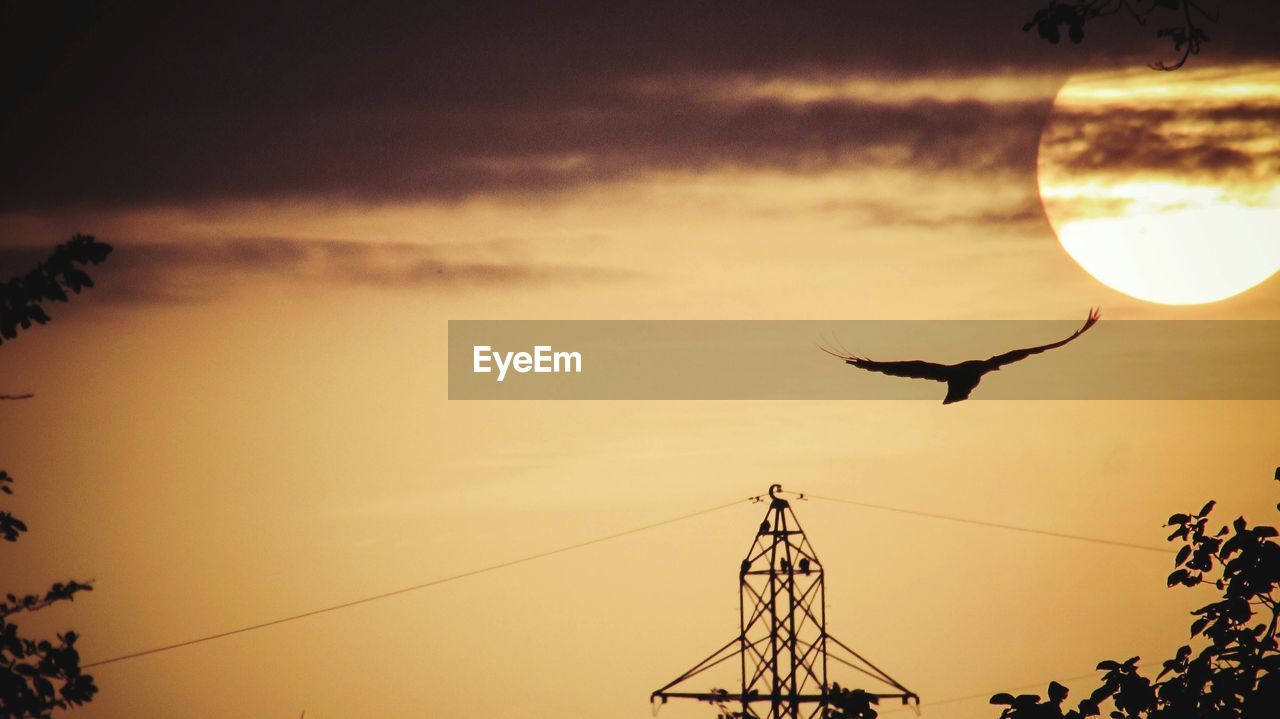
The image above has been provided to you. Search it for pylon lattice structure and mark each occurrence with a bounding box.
[652,485,918,719]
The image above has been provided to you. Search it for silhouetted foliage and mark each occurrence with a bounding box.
[2,237,109,717]
[0,234,111,347]
[0,472,27,543]
[703,683,881,719]
[1024,1,1218,70]
[709,688,752,719]
[826,684,880,719]
[990,467,1280,719]
[0,471,98,718]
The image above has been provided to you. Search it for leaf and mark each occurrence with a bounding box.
[1048,681,1069,703]
[1175,545,1191,567]
[28,305,51,324]
[1167,568,1189,587]
[1013,694,1041,708]
[1198,500,1216,516]
[1097,660,1120,671]
[990,693,1015,705]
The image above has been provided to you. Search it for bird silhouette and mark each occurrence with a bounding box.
[821,308,1101,404]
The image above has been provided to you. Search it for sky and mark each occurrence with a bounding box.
[1,2,1278,718]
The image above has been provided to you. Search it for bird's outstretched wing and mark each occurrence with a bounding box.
[983,307,1101,370]
[819,345,951,382]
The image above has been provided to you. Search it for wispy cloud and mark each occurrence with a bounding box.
[0,237,639,305]
[816,196,1047,231]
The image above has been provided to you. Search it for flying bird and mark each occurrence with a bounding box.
[821,308,1101,404]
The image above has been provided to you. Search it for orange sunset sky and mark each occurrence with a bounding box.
[1,2,1278,718]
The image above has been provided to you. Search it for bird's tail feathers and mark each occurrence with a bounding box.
[1080,306,1102,333]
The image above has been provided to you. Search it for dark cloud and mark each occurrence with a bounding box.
[3,1,1278,212]
[1041,103,1280,179]
[0,238,637,305]
[0,93,1053,212]
[1059,123,1255,174]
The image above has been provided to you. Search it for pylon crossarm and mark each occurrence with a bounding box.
[791,637,888,689]
[823,649,891,686]
[840,692,919,704]
[652,637,740,696]
[826,635,916,696]
[655,691,829,703]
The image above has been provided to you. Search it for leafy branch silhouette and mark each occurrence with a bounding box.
[1024,0,1219,70]
[0,234,110,400]
[705,681,883,717]
[2,235,110,718]
[0,234,111,346]
[990,467,1280,718]
[0,473,100,718]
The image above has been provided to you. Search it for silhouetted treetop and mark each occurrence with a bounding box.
[990,467,1280,719]
[1025,1,1218,70]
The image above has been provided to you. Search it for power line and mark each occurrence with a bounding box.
[881,669,1103,715]
[83,488,1171,670]
[882,659,1152,715]
[798,492,1171,554]
[82,496,753,669]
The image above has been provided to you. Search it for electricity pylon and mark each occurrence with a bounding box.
[652,485,918,719]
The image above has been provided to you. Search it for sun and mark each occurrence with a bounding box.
[1037,64,1280,305]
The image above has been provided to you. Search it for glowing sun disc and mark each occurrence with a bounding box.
[1037,64,1280,305]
